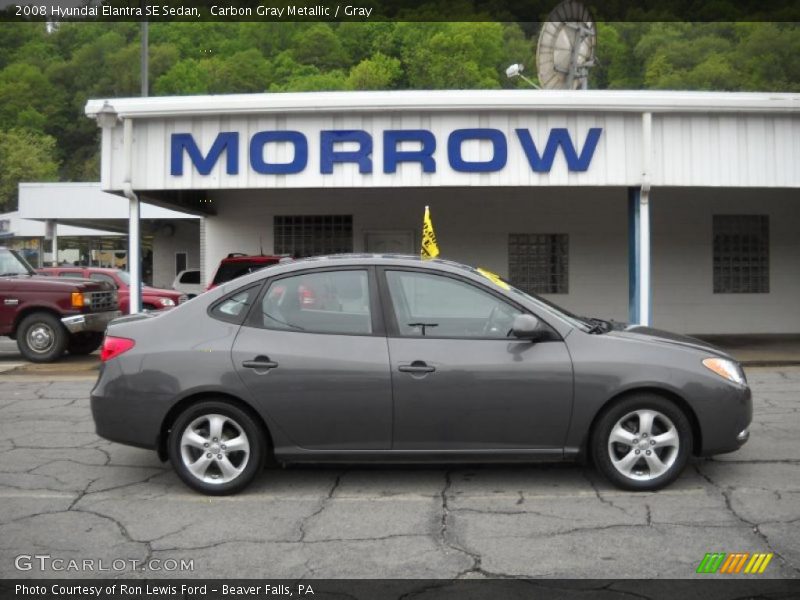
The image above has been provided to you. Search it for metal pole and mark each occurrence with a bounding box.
[638,112,653,326]
[128,194,141,313]
[122,118,141,314]
[638,189,651,326]
[141,20,148,97]
[45,219,59,266]
[628,188,640,324]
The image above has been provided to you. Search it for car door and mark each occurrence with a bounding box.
[381,268,574,451]
[232,267,393,450]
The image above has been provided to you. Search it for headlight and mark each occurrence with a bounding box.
[702,357,746,386]
[71,292,91,308]
[158,297,175,307]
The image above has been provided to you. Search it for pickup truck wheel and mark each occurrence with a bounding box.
[17,312,68,363]
[67,332,104,355]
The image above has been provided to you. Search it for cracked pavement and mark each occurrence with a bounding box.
[0,367,798,579]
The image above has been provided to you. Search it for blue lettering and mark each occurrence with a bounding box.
[249,131,308,175]
[383,130,436,173]
[170,132,238,176]
[169,127,600,178]
[320,130,372,174]
[447,129,507,173]
[515,127,603,172]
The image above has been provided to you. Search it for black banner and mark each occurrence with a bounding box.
[3,579,800,600]
[2,0,800,23]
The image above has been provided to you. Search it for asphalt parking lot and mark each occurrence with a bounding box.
[0,348,798,580]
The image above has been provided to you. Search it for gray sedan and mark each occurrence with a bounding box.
[91,255,751,495]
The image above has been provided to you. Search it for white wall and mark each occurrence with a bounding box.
[203,187,631,323]
[651,188,800,334]
[202,186,800,335]
[152,220,200,289]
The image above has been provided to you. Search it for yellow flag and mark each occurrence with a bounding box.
[476,268,511,290]
[421,205,440,259]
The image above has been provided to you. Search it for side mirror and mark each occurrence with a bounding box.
[511,314,544,341]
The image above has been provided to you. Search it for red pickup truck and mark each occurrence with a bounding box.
[0,247,121,362]
[37,267,187,312]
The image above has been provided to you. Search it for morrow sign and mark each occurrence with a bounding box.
[170,128,603,176]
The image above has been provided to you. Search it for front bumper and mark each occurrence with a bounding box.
[696,383,752,456]
[62,310,122,334]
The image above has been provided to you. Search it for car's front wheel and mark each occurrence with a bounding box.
[592,394,693,491]
[168,400,265,495]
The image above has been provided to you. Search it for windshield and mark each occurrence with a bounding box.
[470,266,590,331]
[116,271,131,285]
[0,248,35,276]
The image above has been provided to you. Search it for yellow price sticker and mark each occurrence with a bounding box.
[476,268,510,290]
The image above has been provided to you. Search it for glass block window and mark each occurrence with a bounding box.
[713,215,769,294]
[508,233,569,294]
[274,215,353,258]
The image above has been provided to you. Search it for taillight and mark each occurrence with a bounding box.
[299,285,315,306]
[100,336,135,362]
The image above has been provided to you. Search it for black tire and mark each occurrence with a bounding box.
[67,332,104,355]
[168,400,265,495]
[592,393,693,491]
[16,312,68,363]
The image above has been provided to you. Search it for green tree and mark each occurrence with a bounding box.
[206,49,273,94]
[270,70,348,92]
[346,53,402,90]
[291,24,350,71]
[402,23,505,89]
[0,129,60,211]
[154,58,211,95]
[0,62,62,131]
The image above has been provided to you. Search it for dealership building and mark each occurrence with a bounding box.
[84,90,799,334]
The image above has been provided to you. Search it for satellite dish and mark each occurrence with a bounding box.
[536,0,597,90]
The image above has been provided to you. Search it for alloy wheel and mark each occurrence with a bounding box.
[607,409,680,482]
[179,413,251,485]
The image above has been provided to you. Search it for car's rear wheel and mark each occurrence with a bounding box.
[592,394,692,491]
[16,312,68,363]
[67,332,104,355]
[168,400,264,495]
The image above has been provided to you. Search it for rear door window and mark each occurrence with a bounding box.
[256,270,373,335]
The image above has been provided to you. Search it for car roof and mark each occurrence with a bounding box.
[39,266,119,273]
[220,254,284,263]
[226,253,489,283]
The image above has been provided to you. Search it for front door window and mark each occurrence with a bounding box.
[385,270,522,339]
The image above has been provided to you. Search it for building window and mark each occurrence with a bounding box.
[713,215,769,294]
[175,252,187,277]
[274,215,353,258]
[508,233,569,294]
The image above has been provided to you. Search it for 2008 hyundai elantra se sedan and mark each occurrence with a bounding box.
[91,255,751,495]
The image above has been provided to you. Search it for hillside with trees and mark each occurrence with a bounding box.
[0,20,797,211]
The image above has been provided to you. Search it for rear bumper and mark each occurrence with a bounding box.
[62,310,121,334]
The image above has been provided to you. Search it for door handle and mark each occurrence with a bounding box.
[242,356,279,370]
[398,361,435,374]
